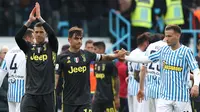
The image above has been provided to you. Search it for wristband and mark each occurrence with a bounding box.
[38,17,45,23]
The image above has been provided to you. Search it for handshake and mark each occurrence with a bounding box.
[114,48,129,59]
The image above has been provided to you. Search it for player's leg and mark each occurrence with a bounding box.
[20,94,39,112]
[78,104,92,112]
[156,99,173,112]
[149,98,156,112]
[127,95,133,112]
[174,101,192,112]
[136,97,149,112]
[8,102,15,112]
[41,92,55,112]
[133,96,139,112]
[119,97,129,112]
[16,102,21,112]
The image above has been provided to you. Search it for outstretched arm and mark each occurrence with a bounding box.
[101,49,127,61]
[35,2,58,52]
[125,55,152,64]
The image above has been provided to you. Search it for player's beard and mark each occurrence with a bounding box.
[75,43,82,49]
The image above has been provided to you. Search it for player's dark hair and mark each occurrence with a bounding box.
[165,25,181,34]
[137,32,150,46]
[68,26,83,38]
[93,41,106,50]
[34,22,43,28]
[149,33,164,43]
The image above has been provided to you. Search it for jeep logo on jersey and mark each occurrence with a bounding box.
[30,53,48,61]
[68,66,87,74]
[95,73,105,79]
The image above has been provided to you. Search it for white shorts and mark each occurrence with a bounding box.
[156,99,192,112]
[128,95,149,112]
[148,98,157,112]
[8,102,21,112]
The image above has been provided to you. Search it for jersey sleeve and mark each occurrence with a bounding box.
[86,50,101,62]
[148,48,162,62]
[15,25,30,54]
[55,55,63,76]
[186,48,198,71]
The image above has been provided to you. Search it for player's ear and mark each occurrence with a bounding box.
[68,37,71,43]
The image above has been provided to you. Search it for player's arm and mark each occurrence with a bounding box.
[55,74,60,89]
[139,66,147,91]
[186,49,200,97]
[15,7,36,53]
[137,65,147,103]
[100,49,127,61]
[112,64,120,109]
[35,2,58,52]
[192,69,200,87]
[113,71,119,98]
[125,47,162,64]
[125,54,151,64]
[55,54,62,88]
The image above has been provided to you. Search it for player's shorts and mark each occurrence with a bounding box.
[8,102,20,112]
[63,103,91,112]
[92,101,116,112]
[20,92,55,112]
[156,98,192,112]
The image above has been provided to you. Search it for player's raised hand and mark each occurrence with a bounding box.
[191,85,199,97]
[28,7,36,23]
[137,89,144,103]
[35,2,41,19]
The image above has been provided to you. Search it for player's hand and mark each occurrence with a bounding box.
[191,85,199,97]
[35,2,41,19]
[116,48,127,59]
[137,89,144,103]
[125,77,129,83]
[114,96,120,109]
[28,7,36,23]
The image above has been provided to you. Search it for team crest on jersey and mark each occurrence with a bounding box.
[74,57,79,63]
[31,47,35,51]
[67,56,71,63]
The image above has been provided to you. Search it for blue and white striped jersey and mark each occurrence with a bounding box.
[0,60,7,87]
[149,45,198,102]
[128,48,147,97]
[3,46,26,102]
[145,40,167,99]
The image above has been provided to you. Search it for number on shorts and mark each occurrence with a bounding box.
[83,109,92,112]
[106,108,115,112]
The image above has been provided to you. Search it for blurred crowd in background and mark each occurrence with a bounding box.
[0,0,200,48]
